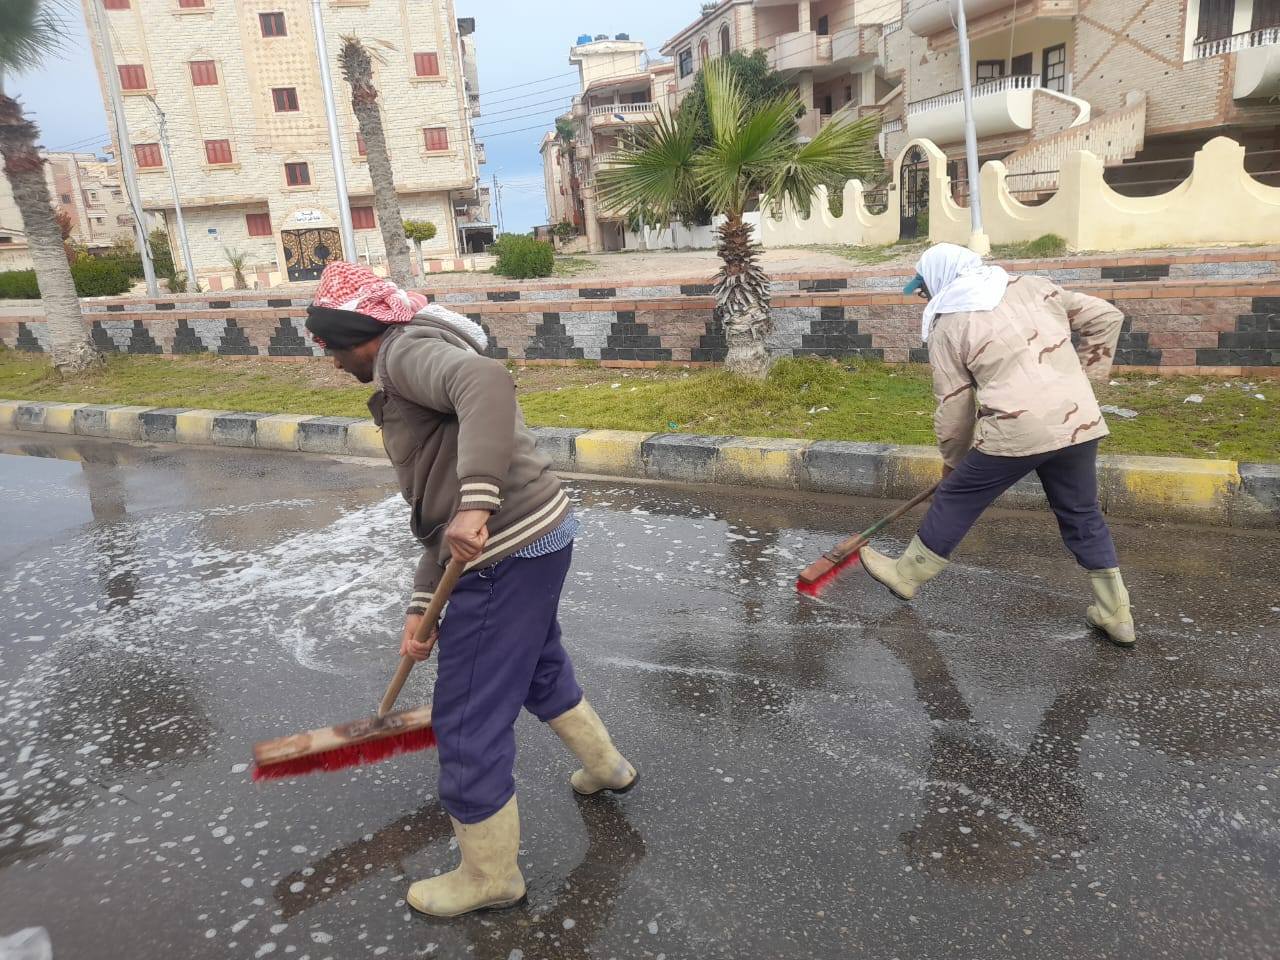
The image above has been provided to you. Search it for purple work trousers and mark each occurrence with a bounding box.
[432,544,583,824]
[917,439,1119,570]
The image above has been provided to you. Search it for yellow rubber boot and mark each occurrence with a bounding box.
[860,535,949,601]
[406,795,526,918]
[1086,568,1136,647]
[548,699,637,796]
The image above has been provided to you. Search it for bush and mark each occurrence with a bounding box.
[492,234,554,279]
[72,257,134,297]
[0,259,133,299]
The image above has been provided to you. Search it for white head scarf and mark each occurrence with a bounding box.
[915,243,1010,341]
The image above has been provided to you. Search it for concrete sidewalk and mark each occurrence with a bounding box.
[3,398,1276,527]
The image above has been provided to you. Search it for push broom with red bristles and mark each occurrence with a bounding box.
[252,559,466,781]
[796,481,941,598]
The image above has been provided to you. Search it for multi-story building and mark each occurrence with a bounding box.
[540,34,676,252]
[0,150,147,271]
[80,0,484,289]
[659,0,1280,226]
[660,1,904,138]
[898,0,1280,208]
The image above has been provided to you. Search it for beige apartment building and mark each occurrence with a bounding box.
[660,0,1280,233]
[540,34,676,252]
[0,151,145,271]
[81,0,484,289]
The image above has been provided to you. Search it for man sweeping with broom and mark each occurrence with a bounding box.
[304,262,637,917]
[858,243,1137,647]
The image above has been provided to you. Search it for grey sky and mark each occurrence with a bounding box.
[8,0,698,233]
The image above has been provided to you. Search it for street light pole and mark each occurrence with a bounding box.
[149,99,198,288]
[954,0,991,254]
[310,0,356,263]
[89,0,159,295]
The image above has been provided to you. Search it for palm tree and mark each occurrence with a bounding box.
[0,0,97,373]
[339,37,414,289]
[598,59,881,378]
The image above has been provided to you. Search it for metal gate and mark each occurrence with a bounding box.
[900,146,930,241]
[282,228,342,282]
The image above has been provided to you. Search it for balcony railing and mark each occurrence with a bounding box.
[1194,26,1280,59]
[590,102,657,117]
[906,74,1041,115]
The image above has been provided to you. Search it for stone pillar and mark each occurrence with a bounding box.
[581,184,603,253]
[798,0,811,33]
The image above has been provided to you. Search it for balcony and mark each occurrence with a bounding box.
[589,102,659,127]
[474,141,486,165]
[1193,27,1280,100]
[906,73,1041,143]
[831,23,883,66]
[769,31,833,72]
[906,0,1078,38]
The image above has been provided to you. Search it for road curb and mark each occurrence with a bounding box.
[2,400,1276,528]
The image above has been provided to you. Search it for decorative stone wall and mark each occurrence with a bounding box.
[3,256,1279,374]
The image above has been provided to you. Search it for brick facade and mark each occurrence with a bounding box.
[80,0,481,287]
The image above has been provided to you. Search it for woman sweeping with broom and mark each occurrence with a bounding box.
[302,262,637,918]
[858,243,1137,647]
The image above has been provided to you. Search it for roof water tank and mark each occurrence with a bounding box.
[577,34,592,45]
[594,33,608,41]
[615,33,630,40]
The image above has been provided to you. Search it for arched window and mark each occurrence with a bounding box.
[720,24,731,56]
[699,37,710,63]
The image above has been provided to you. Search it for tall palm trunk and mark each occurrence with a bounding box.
[339,39,413,289]
[713,212,771,379]
[0,95,97,373]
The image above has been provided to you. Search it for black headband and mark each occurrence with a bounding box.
[304,305,387,350]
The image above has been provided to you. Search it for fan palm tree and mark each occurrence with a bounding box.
[598,58,881,378]
[0,0,97,373]
[339,37,414,289]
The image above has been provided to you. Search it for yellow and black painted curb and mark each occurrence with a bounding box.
[3,400,1276,528]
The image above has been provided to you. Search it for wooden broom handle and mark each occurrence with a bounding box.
[824,481,942,564]
[377,558,467,718]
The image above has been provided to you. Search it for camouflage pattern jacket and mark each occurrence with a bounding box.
[928,275,1125,468]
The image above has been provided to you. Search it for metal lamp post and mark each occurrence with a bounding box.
[954,0,991,254]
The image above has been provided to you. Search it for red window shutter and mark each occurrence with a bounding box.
[204,139,232,164]
[285,162,310,186]
[259,12,286,36]
[118,65,147,90]
[246,213,272,237]
[423,127,448,151]
[103,0,129,9]
[272,88,299,112]
[351,206,376,229]
[190,60,218,86]
[414,52,440,77]
[134,143,162,168]
[178,0,205,7]
[356,132,367,156]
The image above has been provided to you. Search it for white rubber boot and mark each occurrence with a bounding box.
[548,699,637,796]
[406,795,525,917]
[860,535,949,601]
[1086,568,1136,647]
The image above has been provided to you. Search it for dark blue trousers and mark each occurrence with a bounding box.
[432,545,583,824]
[917,439,1119,570]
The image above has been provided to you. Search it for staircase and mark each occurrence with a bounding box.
[1000,92,1148,198]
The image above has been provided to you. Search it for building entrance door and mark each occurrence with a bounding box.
[282,228,342,282]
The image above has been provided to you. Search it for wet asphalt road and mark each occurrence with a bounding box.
[0,434,1277,960]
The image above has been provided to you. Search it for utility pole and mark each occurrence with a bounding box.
[954,0,990,254]
[148,98,198,287]
[89,0,158,295]
[310,0,356,263]
[492,174,504,234]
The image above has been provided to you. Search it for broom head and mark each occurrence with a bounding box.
[795,544,865,598]
[253,704,436,781]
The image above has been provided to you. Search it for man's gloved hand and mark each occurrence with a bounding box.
[400,612,437,662]
[445,509,490,563]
